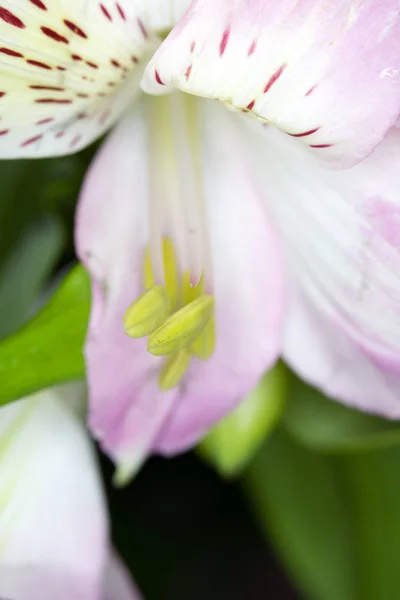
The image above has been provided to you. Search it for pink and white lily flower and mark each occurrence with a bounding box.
[0,385,142,600]
[1,0,400,475]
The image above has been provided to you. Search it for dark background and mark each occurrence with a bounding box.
[103,453,299,600]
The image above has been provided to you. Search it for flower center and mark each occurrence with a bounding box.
[123,93,215,390]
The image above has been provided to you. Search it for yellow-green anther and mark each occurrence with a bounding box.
[159,349,192,391]
[147,295,215,356]
[192,315,216,360]
[124,285,170,338]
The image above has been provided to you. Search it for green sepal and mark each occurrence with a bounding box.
[199,362,288,476]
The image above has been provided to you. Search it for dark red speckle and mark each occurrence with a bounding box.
[35,98,73,104]
[100,4,112,20]
[36,117,54,125]
[0,129,9,136]
[116,4,126,20]
[155,70,165,85]
[29,0,47,9]
[264,64,286,94]
[219,27,230,56]
[289,127,320,138]
[137,18,148,39]
[0,8,25,28]
[310,143,333,149]
[21,134,43,147]
[0,48,24,58]
[185,64,192,81]
[29,85,65,91]
[0,92,6,98]
[63,20,88,39]
[41,26,69,44]
[26,59,52,69]
[305,84,318,96]
[248,40,257,56]
[70,134,82,148]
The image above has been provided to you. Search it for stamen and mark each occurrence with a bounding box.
[124,285,170,338]
[192,315,215,360]
[124,94,218,391]
[159,348,192,391]
[147,295,214,356]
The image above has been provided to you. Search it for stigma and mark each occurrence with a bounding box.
[123,93,215,390]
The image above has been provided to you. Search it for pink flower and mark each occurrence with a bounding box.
[1,0,400,477]
[0,385,142,600]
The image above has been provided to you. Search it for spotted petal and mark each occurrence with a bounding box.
[0,0,160,157]
[243,114,400,417]
[142,0,400,168]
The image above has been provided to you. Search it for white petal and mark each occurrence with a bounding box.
[142,0,400,168]
[0,385,107,599]
[133,0,191,32]
[243,117,400,417]
[0,0,159,157]
[102,551,143,600]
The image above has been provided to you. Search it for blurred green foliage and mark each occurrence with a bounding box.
[284,375,400,453]
[245,427,400,600]
[0,265,90,404]
[199,362,288,476]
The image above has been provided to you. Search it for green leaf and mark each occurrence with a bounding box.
[0,265,90,405]
[343,447,400,600]
[283,374,400,453]
[199,362,288,476]
[0,215,65,339]
[245,429,357,600]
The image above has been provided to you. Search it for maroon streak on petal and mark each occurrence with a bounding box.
[63,19,88,39]
[0,7,25,28]
[289,127,320,137]
[264,64,286,94]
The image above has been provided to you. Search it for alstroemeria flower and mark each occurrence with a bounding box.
[1,1,400,474]
[0,385,142,600]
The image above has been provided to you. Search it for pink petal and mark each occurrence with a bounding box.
[76,103,178,473]
[76,97,284,467]
[0,385,107,599]
[243,116,400,417]
[284,284,400,418]
[155,101,285,453]
[142,0,400,168]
